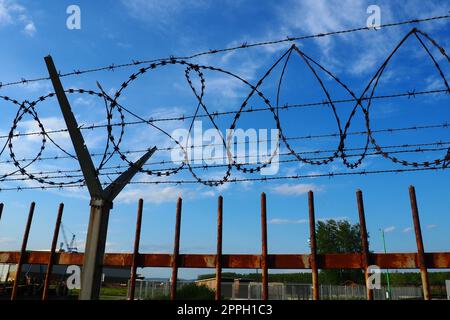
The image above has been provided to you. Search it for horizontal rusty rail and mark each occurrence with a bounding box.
[1,251,450,269]
[0,186,448,300]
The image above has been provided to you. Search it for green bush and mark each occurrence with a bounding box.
[150,284,215,300]
[176,284,215,300]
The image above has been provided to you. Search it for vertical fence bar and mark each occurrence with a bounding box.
[11,202,35,300]
[42,203,64,300]
[408,185,431,300]
[215,196,223,300]
[356,189,373,300]
[308,191,319,300]
[129,199,144,300]
[0,202,3,245]
[170,197,182,301]
[260,192,268,300]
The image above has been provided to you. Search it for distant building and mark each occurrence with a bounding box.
[0,263,131,284]
[195,277,253,298]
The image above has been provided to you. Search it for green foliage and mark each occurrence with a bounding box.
[197,272,313,283]
[150,284,215,300]
[100,286,128,298]
[176,284,215,300]
[196,271,450,286]
[197,215,450,287]
[382,271,450,286]
[316,219,365,285]
[316,219,362,253]
[197,273,241,280]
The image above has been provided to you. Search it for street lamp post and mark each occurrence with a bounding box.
[380,229,392,300]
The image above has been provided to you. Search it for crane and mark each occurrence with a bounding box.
[59,223,78,253]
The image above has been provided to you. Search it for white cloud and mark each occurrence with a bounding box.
[14,115,106,156]
[16,116,71,151]
[426,224,437,229]
[17,80,51,93]
[273,0,449,76]
[115,183,214,204]
[122,0,208,26]
[317,216,349,222]
[384,226,396,233]
[105,242,119,249]
[402,227,412,233]
[0,0,36,36]
[73,96,92,106]
[189,41,271,104]
[23,21,35,36]
[0,237,15,244]
[268,218,307,225]
[274,0,369,72]
[270,183,321,196]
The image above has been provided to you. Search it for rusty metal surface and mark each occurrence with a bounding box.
[2,187,450,300]
[129,199,144,300]
[221,254,260,269]
[356,190,373,300]
[170,197,182,300]
[11,202,35,300]
[260,193,268,300]
[42,203,64,300]
[215,196,223,300]
[2,251,450,269]
[317,253,363,269]
[308,191,319,300]
[409,186,431,300]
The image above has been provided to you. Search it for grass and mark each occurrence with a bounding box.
[68,286,129,300]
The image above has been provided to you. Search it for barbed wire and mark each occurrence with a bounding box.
[1,143,448,183]
[0,87,447,141]
[1,121,448,167]
[0,26,449,188]
[0,166,446,192]
[0,13,449,90]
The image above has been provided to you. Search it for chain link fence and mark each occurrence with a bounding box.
[128,279,423,300]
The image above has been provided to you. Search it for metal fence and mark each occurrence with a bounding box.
[126,279,192,300]
[127,280,423,300]
[0,186,450,300]
[245,283,423,300]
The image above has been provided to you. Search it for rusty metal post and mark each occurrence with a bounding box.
[356,190,373,300]
[129,199,144,300]
[11,202,35,300]
[409,185,431,300]
[260,192,269,300]
[0,203,3,223]
[170,197,182,300]
[42,203,64,300]
[308,191,319,300]
[215,196,223,300]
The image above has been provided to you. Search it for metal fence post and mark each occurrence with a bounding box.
[170,197,182,300]
[129,199,144,300]
[45,55,156,300]
[260,193,269,300]
[11,202,35,300]
[356,189,373,300]
[308,191,319,300]
[408,185,431,300]
[215,196,223,300]
[42,203,64,300]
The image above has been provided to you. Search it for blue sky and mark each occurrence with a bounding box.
[0,0,449,279]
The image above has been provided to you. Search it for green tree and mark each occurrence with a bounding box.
[151,284,215,300]
[316,219,365,285]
